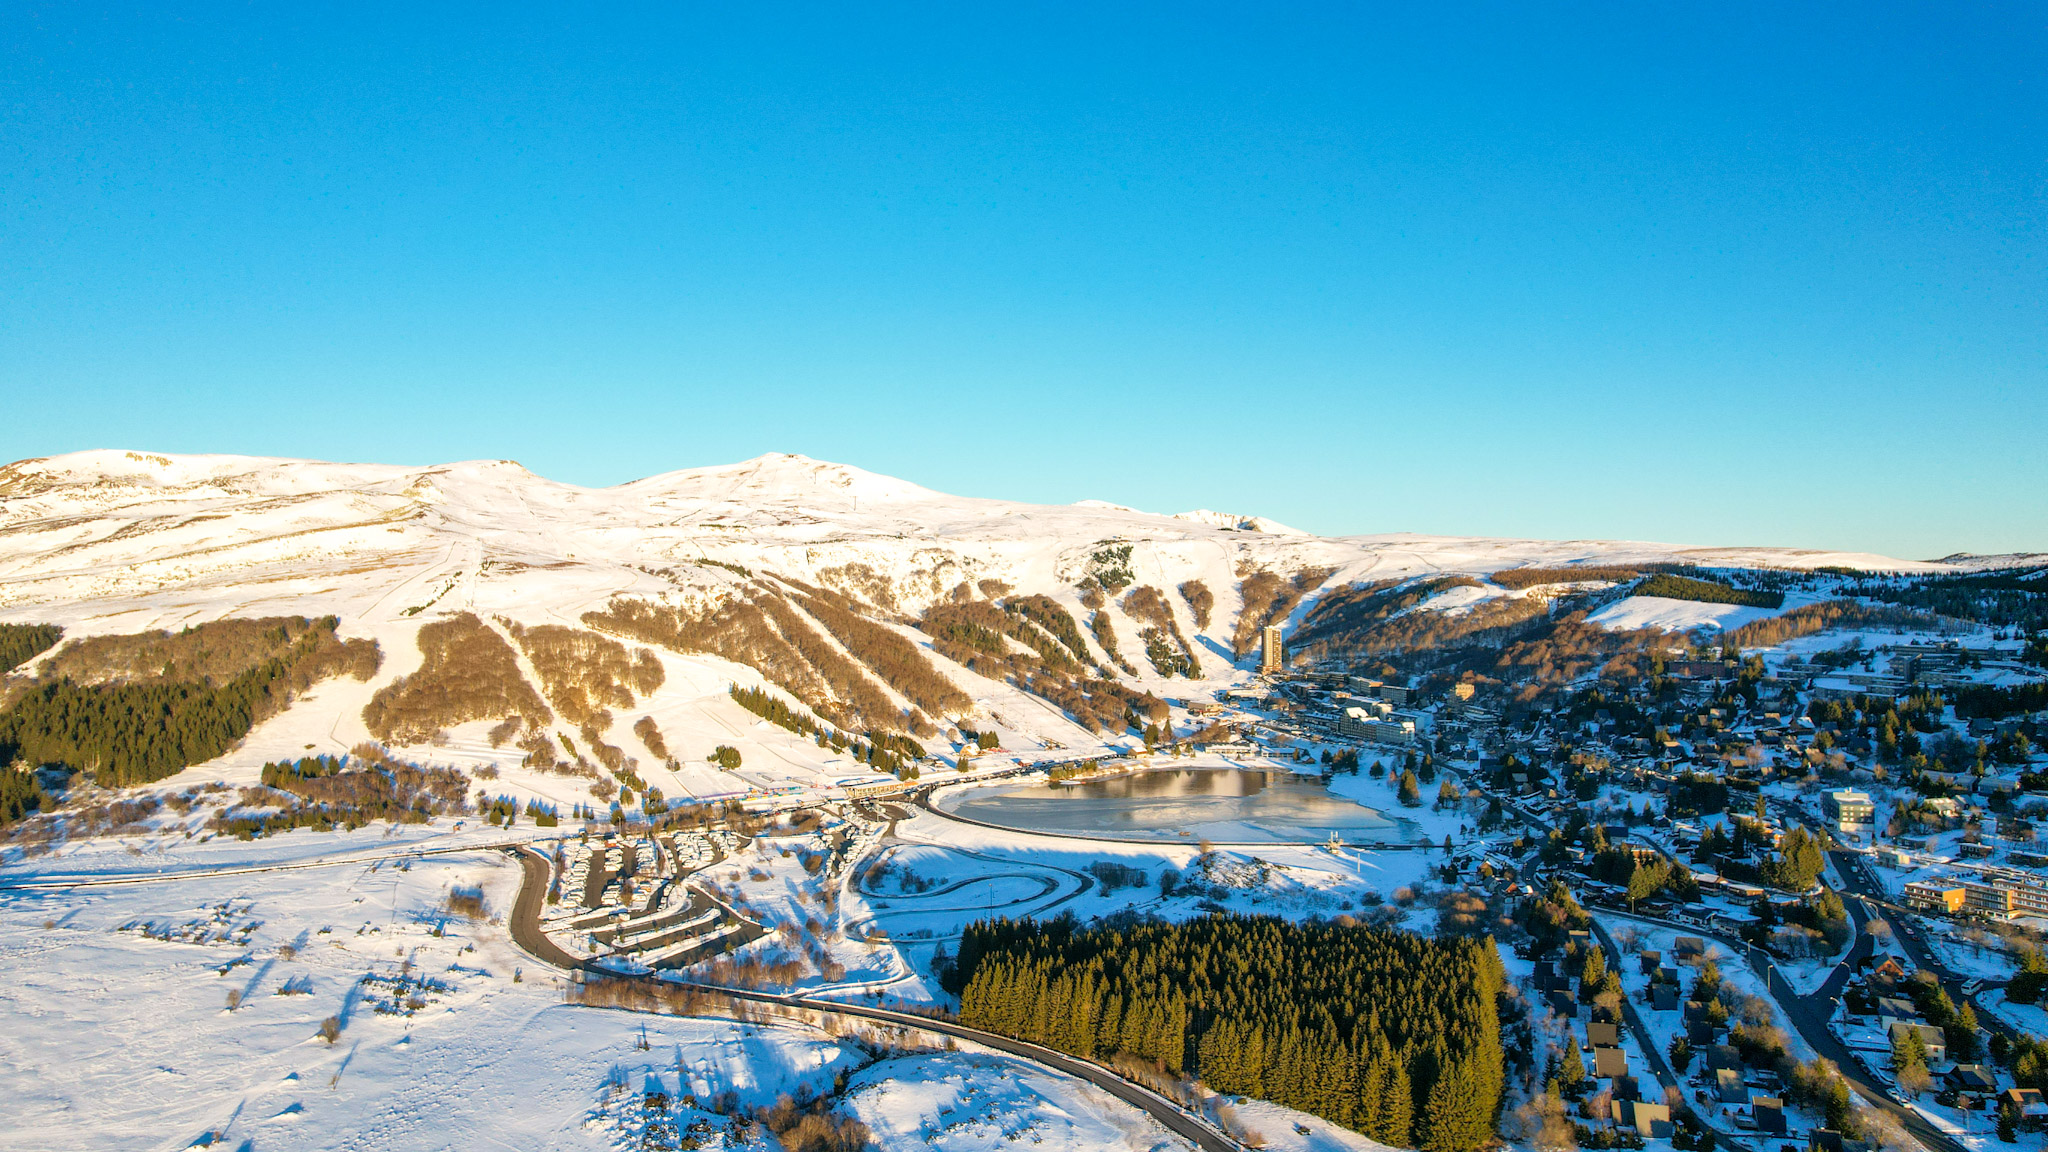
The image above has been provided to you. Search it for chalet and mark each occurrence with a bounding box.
[1673,936,1707,963]
[1945,1065,1996,1095]
[1752,1096,1787,1135]
[1651,984,1680,1012]
[1717,1068,1747,1104]
[1594,1046,1629,1078]
[1864,958,1907,995]
[1809,1129,1871,1152]
[1712,910,1762,934]
[1617,1100,1673,1139]
[2002,1088,2048,1119]
[1704,1044,1742,1074]
[1875,996,1921,1020]
[1587,1021,1620,1048]
[1638,950,1662,975]
[1888,1022,1947,1064]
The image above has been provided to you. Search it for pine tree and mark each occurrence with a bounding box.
[1421,1058,1490,1152]
[1557,1038,1587,1093]
[1581,946,1607,996]
[1379,1057,1414,1147]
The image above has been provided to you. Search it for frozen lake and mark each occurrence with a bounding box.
[935,767,1427,844]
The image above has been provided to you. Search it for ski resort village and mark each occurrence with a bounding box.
[3,449,2047,1152]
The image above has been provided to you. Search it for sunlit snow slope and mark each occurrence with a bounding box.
[0,449,1958,801]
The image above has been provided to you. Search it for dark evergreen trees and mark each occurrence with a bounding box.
[1398,768,1423,807]
[0,623,61,676]
[951,913,1506,1150]
[1632,574,1784,609]
[0,617,379,792]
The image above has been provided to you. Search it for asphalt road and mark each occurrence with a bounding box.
[1589,900,1968,1152]
[677,983,1243,1152]
[1826,848,2022,1044]
[507,846,586,970]
[504,842,1242,1151]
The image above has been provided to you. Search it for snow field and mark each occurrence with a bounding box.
[842,1051,1192,1151]
[1587,595,1801,635]
[0,841,1228,1152]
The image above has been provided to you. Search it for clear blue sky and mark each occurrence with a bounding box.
[3,4,2042,559]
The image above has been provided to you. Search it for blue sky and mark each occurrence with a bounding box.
[2,4,2042,558]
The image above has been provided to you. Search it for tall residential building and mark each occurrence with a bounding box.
[1261,624,1285,674]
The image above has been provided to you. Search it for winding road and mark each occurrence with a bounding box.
[672,983,1241,1152]
[502,835,1241,1152]
[1586,898,1968,1152]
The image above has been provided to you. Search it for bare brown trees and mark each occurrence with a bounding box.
[1123,585,1200,677]
[1231,568,1333,659]
[362,613,550,745]
[507,622,663,729]
[1488,566,1646,591]
[633,716,669,759]
[782,588,970,717]
[585,592,918,735]
[1722,601,1944,649]
[33,614,379,691]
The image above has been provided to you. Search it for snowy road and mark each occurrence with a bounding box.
[503,836,1241,1152]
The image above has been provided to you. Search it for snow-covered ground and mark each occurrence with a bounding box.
[1979,987,2048,1037]
[1603,916,1822,1129]
[0,812,517,880]
[0,449,2023,1150]
[1920,921,2027,982]
[0,784,1478,1151]
[840,1050,1187,1150]
[0,449,1966,805]
[1587,594,1800,635]
[0,838,1228,1151]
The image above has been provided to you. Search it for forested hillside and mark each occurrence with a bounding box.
[0,623,62,677]
[950,913,1507,1151]
[0,616,380,797]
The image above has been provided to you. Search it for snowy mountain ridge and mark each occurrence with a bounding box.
[0,447,1983,791]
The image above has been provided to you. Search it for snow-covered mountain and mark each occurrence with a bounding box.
[1169,509,1309,536]
[0,449,1970,803]
[0,449,1947,630]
